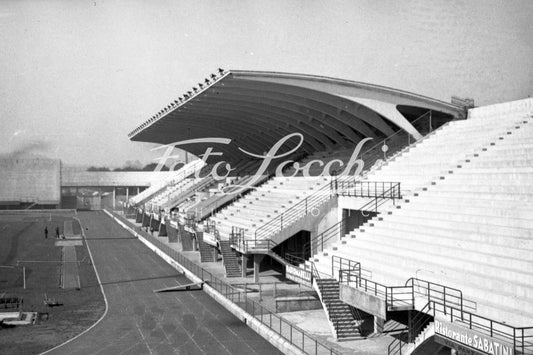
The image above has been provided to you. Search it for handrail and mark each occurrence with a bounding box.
[388,302,432,355]
[284,252,331,281]
[338,274,466,316]
[360,110,433,163]
[254,180,336,241]
[406,277,464,316]
[162,175,216,209]
[130,160,205,206]
[306,181,401,255]
[336,181,401,200]
[252,110,435,243]
[430,301,533,355]
[332,255,361,281]
[356,182,402,213]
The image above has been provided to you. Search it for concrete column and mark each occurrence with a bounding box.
[159,221,167,237]
[253,254,265,283]
[112,187,116,210]
[213,245,219,262]
[126,187,129,201]
[374,316,385,334]
[241,254,247,278]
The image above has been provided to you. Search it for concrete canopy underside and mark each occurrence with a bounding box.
[129,70,465,163]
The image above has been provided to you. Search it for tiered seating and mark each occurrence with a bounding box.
[206,151,351,240]
[147,178,196,210]
[128,159,204,206]
[310,99,533,326]
[210,175,328,240]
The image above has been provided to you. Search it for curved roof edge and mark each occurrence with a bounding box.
[128,69,465,141]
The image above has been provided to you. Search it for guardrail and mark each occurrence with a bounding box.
[336,181,401,200]
[430,301,533,355]
[332,255,361,281]
[406,277,464,316]
[388,302,432,355]
[254,182,336,242]
[338,273,466,316]
[304,181,401,256]
[339,273,413,310]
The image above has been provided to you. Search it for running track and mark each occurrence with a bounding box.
[47,211,281,355]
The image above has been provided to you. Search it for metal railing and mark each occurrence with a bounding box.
[332,255,361,281]
[339,273,413,311]
[163,176,215,209]
[359,110,435,165]
[388,302,432,355]
[431,301,533,355]
[129,223,341,355]
[336,181,401,200]
[251,110,437,245]
[406,278,464,316]
[305,181,401,255]
[254,183,336,241]
[308,217,346,255]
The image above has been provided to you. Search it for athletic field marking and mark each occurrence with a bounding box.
[40,216,109,355]
[134,322,155,355]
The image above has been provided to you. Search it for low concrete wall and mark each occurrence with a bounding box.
[103,210,304,355]
[340,284,387,319]
[275,296,322,313]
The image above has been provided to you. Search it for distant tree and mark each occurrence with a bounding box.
[142,163,169,171]
[87,166,110,171]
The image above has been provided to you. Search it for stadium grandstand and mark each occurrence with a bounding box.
[124,69,533,354]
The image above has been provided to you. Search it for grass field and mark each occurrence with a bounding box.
[0,212,105,354]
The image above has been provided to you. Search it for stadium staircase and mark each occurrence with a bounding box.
[314,278,364,340]
[198,233,215,262]
[388,309,435,355]
[309,98,533,327]
[219,240,242,277]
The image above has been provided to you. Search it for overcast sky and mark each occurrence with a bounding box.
[1,0,532,167]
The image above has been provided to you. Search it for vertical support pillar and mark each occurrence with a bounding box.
[253,254,264,283]
[374,316,385,334]
[192,234,197,251]
[241,254,247,278]
[213,244,219,262]
[159,220,167,237]
[126,187,129,201]
[112,187,116,210]
[408,310,413,342]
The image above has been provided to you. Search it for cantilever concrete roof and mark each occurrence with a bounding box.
[129,70,465,163]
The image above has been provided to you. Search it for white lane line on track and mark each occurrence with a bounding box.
[128,243,186,355]
[40,215,109,355]
[157,272,258,355]
[105,212,277,355]
[135,321,155,355]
